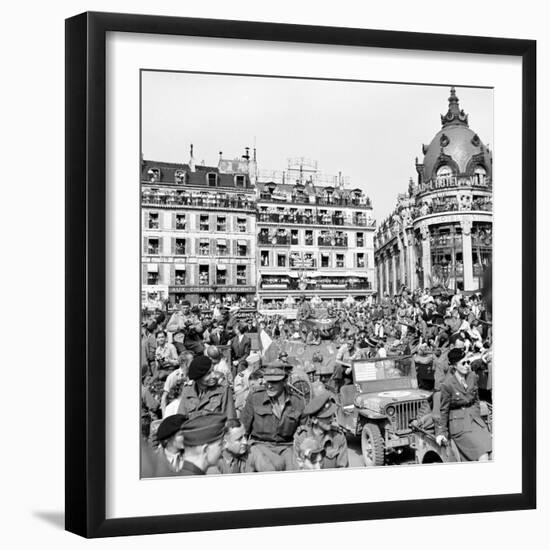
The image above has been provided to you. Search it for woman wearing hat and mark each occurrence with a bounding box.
[435,347,492,461]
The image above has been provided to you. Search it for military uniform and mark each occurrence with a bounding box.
[240,363,306,467]
[216,445,285,474]
[290,391,349,470]
[177,380,236,420]
[179,460,206,476]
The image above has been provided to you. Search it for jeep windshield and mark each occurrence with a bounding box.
[352,356,417,392]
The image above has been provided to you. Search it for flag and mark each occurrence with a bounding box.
[258,328,273,357]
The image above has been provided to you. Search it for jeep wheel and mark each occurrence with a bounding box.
[361,423,385,467]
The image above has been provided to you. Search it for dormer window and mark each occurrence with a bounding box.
[235,175,245,187]
[175,170,186,185]
[207,173,218,187]
[147,168,160,183]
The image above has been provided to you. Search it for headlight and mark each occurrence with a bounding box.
[386,405,396,417]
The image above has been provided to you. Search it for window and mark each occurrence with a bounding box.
[207,173,218,187]
[236,265,247,285]
[147,271,159,285]
[260,251,270,267]
[175,269,186,285]
[336,254,345,268]
[305,230,313,246]
[291,229,299,245]
[238,243,248,256]
[199,265,209,285]
[436,165,453,184]
[175,239,186,255]
[216,241,228,256]
[147,168,160,182]
[216,267,227,285]
[237,217,247,232]
[217,216,227,232]
[235,175,245,187]
[321,253,330,268]
[356,253,365,268]
[356,232,364,247]
[199,240,209,256]
[148,212,159,229]
[175,214,186,230]
[474,165,487,185]
[147,238,159,255]
[175,170,186,185]
[277,254,287,267]
[303,252,316,268]
[200,215,209,231]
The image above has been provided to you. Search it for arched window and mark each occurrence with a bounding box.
[474,165,487,186]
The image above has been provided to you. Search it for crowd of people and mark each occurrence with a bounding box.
[141,285,493,476]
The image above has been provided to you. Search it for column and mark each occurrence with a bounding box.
[461,219,475,291]
[398,237,406,289]
[391,251,398,296]
[384,254,390,295]
[420,224,431,289]
[408,233,417,290]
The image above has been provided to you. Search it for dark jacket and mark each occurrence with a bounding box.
[230,334,251,366]
[240,387,305,444]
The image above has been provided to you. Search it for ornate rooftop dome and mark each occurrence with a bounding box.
[417,88,492,184]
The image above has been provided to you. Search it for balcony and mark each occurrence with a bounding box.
[258,234,291,246]
[142,192,255,211]
[258,193,371,208]
[257,212,373,227]
[317,236,348,247]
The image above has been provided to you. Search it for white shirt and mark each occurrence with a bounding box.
[164,398,182,418]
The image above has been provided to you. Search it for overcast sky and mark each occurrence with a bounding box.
[141,71,493,219]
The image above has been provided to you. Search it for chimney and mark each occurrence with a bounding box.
[189,143,195,172]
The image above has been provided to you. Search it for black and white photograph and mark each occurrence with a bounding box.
[139,71,494,477]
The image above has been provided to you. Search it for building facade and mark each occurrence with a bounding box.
[141,147,257,307]
[374,88,493,295]
[256,159,376,306]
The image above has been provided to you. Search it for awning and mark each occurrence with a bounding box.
[217,265,227,270]
[200,238,210,243]
[175,265,186,271]
[147,264,158,272]
[216,239,227,245]
[237,240,248,246]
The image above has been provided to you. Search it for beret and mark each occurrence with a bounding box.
[156,414,187,442]
[448,347,466,365]
[181,413,226,446]
[188,355,213,380]
[303,392,337,419]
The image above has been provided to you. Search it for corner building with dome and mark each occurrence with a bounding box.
[374,87,493,295]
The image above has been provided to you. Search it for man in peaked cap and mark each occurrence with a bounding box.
[291,391,349,470]
[177,355,236,420]
[179,413,227,475]
[240,360,305,470]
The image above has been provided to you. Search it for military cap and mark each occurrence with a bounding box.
[156,414,187,442]
[303,391,337,419]
[181,413,227,446]
[188,355,213,380]
[180,300,191,307]
[262,360,288,382]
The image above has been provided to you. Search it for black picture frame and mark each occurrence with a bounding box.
[65,11,536,538]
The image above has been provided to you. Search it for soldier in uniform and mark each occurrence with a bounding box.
[177,355,236,420]
[240,361,306,469]
[178,413,227,475]
[291,391,349,470]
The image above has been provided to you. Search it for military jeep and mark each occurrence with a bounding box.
[335,356,431,467]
